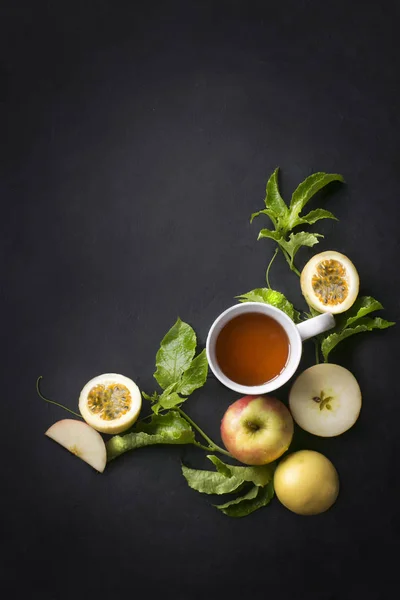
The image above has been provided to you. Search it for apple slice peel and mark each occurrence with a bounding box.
[45,419,107,472]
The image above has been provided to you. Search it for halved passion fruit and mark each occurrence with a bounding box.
[79,373,142,434]
[300,250,359,314]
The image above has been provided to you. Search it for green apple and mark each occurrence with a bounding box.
[220,395,294,465]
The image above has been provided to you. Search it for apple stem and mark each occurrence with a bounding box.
[36,376,83,419]
[177,408,232,458]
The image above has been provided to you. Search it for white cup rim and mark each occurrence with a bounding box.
[206,302,302,395]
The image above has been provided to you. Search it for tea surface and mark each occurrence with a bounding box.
[215,312,289,386]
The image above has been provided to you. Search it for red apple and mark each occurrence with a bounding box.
[221,395,294,465]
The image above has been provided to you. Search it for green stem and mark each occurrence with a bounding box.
[266,247,279,289]
[141,412,157,421]
[314,339,320,365]
[192,441,226,455]
[36,376,82,419]
[279,246,301,277]
[141,407,169,421]
[292,264,301,277]
[177,408,232,457]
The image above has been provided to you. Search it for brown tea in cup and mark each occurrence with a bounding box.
[215,312,289,386]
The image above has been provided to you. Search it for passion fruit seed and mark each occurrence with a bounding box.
[311,259,349,306]
[87,383,132,421]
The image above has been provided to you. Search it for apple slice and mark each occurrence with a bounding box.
[289,364,362,437]
[45,419,107,472]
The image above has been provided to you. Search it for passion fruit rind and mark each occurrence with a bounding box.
[79,373,142,434]
[300,251,359,314]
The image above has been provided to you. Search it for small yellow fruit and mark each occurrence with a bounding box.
[274,450,339,515]
[79,373,142,434]
[300,250,359,314]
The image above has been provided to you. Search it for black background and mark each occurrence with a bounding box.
[2,1,400,598]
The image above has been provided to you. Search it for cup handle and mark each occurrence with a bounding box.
[296,312,335,341]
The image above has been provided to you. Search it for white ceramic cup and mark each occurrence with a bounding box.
[206,302,335,395]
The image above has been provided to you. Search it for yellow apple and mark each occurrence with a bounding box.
[274,450,339,515]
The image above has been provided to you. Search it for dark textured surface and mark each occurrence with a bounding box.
[2,1,400,598]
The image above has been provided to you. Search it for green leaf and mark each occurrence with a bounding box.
[251,170,344,280]
[153,391,185,413]
[207,455,275,487]
[236,287,300,321]
[321,317,395,362]
[182,456,275,497]
[207,455,232,477]
[181,464,244,495]
[250,208,277,225]
[264,167,288,219]
[178,349,208,396]
[106,412,195,461]
[154,318,196,389]
[215,482,275,517]
[352,316,394,330]
[257,228,283,243]
[339,296,384,329]
[142,391,159,402]
[292,208,338,228]
[214,485,259,509]
[279,231,323,263]
[151,402,162,415]
[136,412,194,437]
[290,172,344,215]
[159,392,184,408]
[151,383,180,412]
[146,320,208,414]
